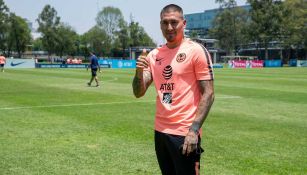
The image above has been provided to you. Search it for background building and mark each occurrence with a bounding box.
[184,5,250,39]
[184,5,306,62]
[184,5,251,62]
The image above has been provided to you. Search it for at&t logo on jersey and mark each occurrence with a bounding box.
[162,65,172,80]
[160,65,174,104]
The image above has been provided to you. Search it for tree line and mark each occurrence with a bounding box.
[0,0,155,58]
[210,0,306,59]
[0,0,306,59]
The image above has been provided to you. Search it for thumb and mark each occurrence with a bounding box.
[141,49,147,57]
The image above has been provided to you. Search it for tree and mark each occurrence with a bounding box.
[0,0,9,54]
[215,0,237,8]
[247,0,284,59]
[190,31,198,39]
[54,23,78,58]
[7,13,32,58]
[115,18,130,57]
[96,6,124,43]
[37,4,61,56]
[96,7,156,57]
[82,26,110,57]
[281,0,307,59]
[210,0,249,55]
[32,38,43,51]
[129,21,156,47]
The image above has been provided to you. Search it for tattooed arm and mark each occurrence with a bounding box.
[182,80,215,155]
[191,80,215,131]
[133,70,152,98]
[132,50,153,98]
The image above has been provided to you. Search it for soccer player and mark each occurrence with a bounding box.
[132,4,214,175]
[0,53,6,72]
[87,52,101,87]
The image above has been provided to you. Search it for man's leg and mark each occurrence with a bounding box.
[88,68,97,86]
[90,68,99,87]
[88,76,94,86]
[155,131,176,175]
[164,133,203,175]
[94,76,99,87]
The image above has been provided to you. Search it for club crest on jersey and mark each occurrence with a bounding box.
[176,53,186,63]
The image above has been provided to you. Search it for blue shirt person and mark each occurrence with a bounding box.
[87,52,101,87]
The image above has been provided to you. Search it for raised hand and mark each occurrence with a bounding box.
[136,49,149,72]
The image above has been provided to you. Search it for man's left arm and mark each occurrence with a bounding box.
[182,80,214,155]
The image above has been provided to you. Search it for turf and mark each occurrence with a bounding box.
[0,67,306,174]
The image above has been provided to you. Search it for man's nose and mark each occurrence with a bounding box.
[166,23,173,30]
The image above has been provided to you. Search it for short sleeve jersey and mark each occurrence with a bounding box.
[90,55,99,69]
[0,56,5,64]
[145,39,213,136]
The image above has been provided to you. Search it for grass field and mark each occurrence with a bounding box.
[0,67,306,175]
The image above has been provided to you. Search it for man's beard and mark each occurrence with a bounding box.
[164,33,176,42]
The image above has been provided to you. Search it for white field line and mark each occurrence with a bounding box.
[0,95,241,110]
[103,77,118,82]
[217,95,242,99]
[0,100,155,110]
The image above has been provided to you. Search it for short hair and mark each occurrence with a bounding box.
[160,4,184,19]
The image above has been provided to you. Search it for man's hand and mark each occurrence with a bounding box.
[182,130,199,156]
[136,49,149,75]
[132,48,152,98]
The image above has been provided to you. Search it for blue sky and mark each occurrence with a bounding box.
[4,0,247,45]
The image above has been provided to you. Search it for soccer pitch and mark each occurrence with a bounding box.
[0,68,306,174]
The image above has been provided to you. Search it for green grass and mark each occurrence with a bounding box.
[0,68,306,175]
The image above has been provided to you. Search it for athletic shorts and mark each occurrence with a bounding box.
[0,64,4,67]
[154,130,204,175]
[91,68,98,76]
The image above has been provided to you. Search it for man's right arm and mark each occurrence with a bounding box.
[132,49,152,98]
[132,70,152,98]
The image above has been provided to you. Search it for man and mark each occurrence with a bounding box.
[87,52,101,87]
[0,54,6,72]
[132,4,214,175]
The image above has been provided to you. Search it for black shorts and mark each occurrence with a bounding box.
[0,64,4,67]
[91,68,98,76]
[154,130,204,175]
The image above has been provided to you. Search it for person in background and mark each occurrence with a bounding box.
[132,4,214,175]
[0,53,6,72]
[87,52,101,87]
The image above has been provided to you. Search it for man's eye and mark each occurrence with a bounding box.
[171,21,178,25]
[162,21,168,25]
[161,20,179,26]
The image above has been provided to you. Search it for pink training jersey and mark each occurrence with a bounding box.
[0,56,5,64]
[145,39,213,136]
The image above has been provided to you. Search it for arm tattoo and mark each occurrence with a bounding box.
[191,80,215,131]
[133,76,143,97]
[132,71,152,98]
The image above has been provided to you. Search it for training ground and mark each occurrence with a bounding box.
[0,68,306,174]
